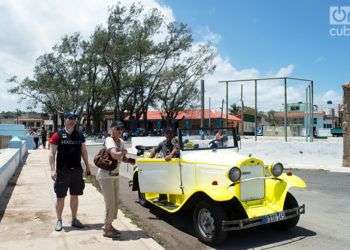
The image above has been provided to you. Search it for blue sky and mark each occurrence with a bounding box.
[163,0,348,96]
[0,0,347,111]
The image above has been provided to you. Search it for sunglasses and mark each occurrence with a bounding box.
[112,127,123,131]
[67,117,77,120]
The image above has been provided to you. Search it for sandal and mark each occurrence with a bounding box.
[103,228,120,238]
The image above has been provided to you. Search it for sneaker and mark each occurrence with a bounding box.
[111,227,121,235]
[103,228,120,238]
[55,219,63,231]
[71,218,84,228]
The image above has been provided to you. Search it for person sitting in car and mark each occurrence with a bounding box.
[215,130,225,146]
[149,128,180,161]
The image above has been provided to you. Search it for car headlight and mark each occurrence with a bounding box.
[271,163,284,177]
[228,167,241,182]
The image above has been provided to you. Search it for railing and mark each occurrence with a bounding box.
[0,136,12,149]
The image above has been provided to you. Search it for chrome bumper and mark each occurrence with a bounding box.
[222,204,305,231]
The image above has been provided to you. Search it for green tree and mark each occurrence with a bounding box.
[8,33,88,129]
[157,43,216,124]
[8,3,217,132]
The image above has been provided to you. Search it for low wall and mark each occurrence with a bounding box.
[0,136,12,149]
[8,137,28,163]
[0,148,20,196]
[240,137,342,169]
[0,124,35,150]
[263,126,293,137]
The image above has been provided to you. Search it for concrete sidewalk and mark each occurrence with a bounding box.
[0,149,163,250]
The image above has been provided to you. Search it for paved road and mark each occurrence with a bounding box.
[118,169,350,250]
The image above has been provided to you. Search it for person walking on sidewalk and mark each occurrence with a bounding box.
[41,126,47,149]
[32,128,40,149]
[49,112,91,231]
[96,121,131,238]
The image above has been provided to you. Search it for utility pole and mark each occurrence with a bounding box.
[240,84,244,136]
[254,80,258,141]
[220,99,224,127]
[200,80,205,128]
[225,81,229,127]
[343,82,350,167]
[310,81,314,142]
[208,97,211,129]
[284,78,288,142]
[305,85,310,142]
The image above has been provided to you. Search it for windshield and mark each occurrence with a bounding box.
[179,128,239,151]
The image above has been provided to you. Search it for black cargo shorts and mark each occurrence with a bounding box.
[54,167,85,198]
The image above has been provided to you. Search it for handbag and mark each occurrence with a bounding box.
[93,148,119,171]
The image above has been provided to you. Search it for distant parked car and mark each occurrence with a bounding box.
[131,128,148,137]
[331,127,343,137]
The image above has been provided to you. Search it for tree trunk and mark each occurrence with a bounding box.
[343,83,350,167]
[142,109,148,132]
[60,113,65,129]
[53,112,58,132]
[86,103,92,134]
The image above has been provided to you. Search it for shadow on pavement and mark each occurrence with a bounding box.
[0,153,29,223]
[63,223,151,241]
[146,203,317,249]
[147,204,197,237]
[114,230,152,241]
[63,223,104,232]
[219,225,317,249]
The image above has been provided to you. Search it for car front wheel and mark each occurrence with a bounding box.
[193,201,228,246]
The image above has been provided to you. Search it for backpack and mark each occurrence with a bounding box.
[93,148,119,171]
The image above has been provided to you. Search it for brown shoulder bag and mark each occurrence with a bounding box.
[93,148,118,171]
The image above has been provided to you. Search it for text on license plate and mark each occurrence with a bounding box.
[261,212,286,224]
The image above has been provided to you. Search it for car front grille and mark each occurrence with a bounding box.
[240,165,265,201]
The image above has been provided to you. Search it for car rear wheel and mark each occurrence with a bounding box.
[193,201,228,246]
[271,192,300,230]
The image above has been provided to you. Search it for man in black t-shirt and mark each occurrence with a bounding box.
[49,112,91,231]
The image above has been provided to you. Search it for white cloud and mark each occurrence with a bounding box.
[0,0,343,113]
[196,26,221,44]
[315,90,342,110]
[203,56,341,112]
[203,56,300,111]
[0,0,175,111]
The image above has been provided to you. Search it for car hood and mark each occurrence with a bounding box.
[180,148,249,166]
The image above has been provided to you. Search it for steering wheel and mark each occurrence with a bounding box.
[209,140,218,149]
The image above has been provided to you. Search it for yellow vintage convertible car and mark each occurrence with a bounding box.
[131,128,306,245]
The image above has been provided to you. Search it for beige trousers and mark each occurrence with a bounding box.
[97,173,119,225]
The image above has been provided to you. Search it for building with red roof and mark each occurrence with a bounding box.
[104,109,240,131]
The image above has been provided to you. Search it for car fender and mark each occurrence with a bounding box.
[279,173,307,189]
[192,184,239,202]
[264,173,306,210]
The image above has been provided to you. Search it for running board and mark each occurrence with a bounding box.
[150,199,179,211]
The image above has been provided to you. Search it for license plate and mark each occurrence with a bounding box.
[261,212,286,224]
